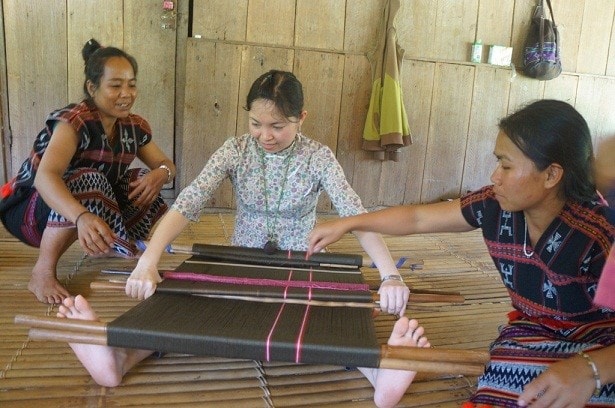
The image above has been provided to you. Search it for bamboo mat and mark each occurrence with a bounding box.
[0,213,511,407]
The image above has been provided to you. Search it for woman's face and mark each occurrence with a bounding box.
[490,131,552,212]
[88,56,137,122]
[249,98,306,153]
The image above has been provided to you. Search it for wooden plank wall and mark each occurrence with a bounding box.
[1,0,615,207]
[180,0,615,210]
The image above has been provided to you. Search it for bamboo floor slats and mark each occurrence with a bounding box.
[0,213,511,407]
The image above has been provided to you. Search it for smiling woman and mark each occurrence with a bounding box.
[0,38,175,305]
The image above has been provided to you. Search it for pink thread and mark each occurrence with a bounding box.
[265,268,295,361]
[163,271,368,292]
[283,270,293,299]
[294,270,314,363]
[265,303,286,362]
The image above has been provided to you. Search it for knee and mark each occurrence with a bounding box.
[67,169,113,195]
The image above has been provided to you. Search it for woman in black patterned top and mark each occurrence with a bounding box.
[0,39,175,304]
[308,100,615,408]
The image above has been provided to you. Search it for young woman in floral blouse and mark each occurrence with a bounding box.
[128,70,409,315]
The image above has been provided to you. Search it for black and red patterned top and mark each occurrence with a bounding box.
[11,99,152,193]
[461,185,615,325]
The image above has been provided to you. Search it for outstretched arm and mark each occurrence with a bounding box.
[308,199,474,254]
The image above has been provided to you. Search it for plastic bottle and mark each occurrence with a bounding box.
[471,39,483,63]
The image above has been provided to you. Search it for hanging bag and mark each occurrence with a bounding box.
[523,0,562,80]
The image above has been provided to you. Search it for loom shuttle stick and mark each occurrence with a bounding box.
[14,314,107,333]
[89,281,465,305]
[380,344,489,365]
[193,293,377,308]
[28,328,108,345]
[137,240,423,270]
[378,358,485,376]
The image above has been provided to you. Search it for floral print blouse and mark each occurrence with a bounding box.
[172,134,366,250]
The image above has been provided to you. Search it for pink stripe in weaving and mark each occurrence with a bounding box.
[265,270,293,362]
[294,270,313,363]
[163,271,368,291]
[265,303,286,362]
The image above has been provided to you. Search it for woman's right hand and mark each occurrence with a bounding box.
[125,260,162,300]
[307,220,347,255]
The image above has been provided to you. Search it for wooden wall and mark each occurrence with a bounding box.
[1,0,615,210]
[179,0,615,210]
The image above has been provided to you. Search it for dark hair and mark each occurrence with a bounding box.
[244,70,303,119]
[81,38,138,98]
[498,99,595,202]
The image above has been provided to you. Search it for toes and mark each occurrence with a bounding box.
[411,326,425,342]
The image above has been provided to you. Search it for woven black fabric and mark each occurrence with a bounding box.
[108,257,380,367]
[108,293,380,367]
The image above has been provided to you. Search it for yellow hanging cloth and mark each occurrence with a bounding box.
[362,0,411,161]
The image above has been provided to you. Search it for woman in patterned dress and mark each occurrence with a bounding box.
[0,39,175,304]
[308,99,615,408]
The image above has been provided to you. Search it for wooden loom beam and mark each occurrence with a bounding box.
[90,281,466,306]
[139,241,424,271]
[15,314,488,375]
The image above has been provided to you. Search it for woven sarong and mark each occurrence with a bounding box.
[470,315,615,407]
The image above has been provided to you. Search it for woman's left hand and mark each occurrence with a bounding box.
[128,170,165,208]
[378,279,410,316]
[518,354,596,408]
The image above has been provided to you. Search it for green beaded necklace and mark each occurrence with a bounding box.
[258,141,296,254]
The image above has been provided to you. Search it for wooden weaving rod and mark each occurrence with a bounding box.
[15,314,488,376]
[90,280,466,305]
[137,240,424,271]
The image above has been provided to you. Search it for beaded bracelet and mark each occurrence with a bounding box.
[381,274,404,283]
[158,164,173,183]
[577,351,601,397]
[74,210,90,226]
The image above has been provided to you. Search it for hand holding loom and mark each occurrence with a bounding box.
[107,242,462,306]
[92,278,465,307]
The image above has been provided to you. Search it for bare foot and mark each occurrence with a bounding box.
[57,295,126,387]
[359,317,431,408]
[28,268,70,304]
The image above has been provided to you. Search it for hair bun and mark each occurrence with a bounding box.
[82,38,102,63]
